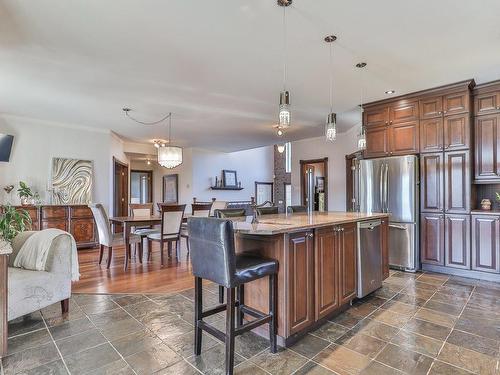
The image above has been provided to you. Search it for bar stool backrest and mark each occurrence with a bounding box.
[160,204,186,237]
[214,208,246,218]
[255,206,279,216]
[88,203,113,247]
[188,217,236,288]
[287,205,307,213]
[210,200,228,216]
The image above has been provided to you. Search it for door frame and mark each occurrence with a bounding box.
[130,169,153,203]
[113,157,129,217]
[300,157,328,210]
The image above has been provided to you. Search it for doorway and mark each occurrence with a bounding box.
[130,170,153,204]
[113,157,129,232]
[300,158,328,211]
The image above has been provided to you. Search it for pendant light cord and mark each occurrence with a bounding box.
[329,42,334,113]
[124,110,172,126]
[283,6,287,91]
[168,113,172,143]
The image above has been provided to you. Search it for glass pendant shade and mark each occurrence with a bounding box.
[158,145,183,169]
[325,112,337,142]
[279,91,291,128]
[277,144,286,153]
[357,129,366,150]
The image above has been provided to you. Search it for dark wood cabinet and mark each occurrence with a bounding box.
[364,124,389,158]
[41,206,68,232]
[364,106,388,127]
[14,206,39,231]
[420,153,444,213]
[389,121,420,155]
[420,118,444,153]
[471,215,500,273]
[443,91,469,115]
[420,96,443,119]
[421,213,445,266]
[474,114,500,182]
[314,227,339,320]
[444,114,470,151]
[444,214,470,269]
[338,223,357,304]
[286,231,315,335]
[444,151,470,214]
[389,101,419,124]
[474,91,500,116]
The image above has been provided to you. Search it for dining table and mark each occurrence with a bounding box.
[109,213,192,269]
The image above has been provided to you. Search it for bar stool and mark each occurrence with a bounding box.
[188,217,278,375]
[287,205,307,213]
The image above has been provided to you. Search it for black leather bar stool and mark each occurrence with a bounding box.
[287,205,307,213]
[188,217,278,375]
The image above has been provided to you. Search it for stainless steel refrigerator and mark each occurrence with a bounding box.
[358,155,419,272]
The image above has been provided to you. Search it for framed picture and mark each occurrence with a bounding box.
[316,176,325,192]
[222,170,238,187]
[162,174,178,204]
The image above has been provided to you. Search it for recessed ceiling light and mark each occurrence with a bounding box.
[385,90,395,95]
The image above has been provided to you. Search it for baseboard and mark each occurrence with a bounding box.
[422,264,500,282]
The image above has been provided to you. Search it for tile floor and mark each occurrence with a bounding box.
[1,271,499,374]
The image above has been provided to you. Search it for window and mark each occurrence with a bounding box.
[285,142,292,173]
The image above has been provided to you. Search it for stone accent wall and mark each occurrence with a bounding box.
[273,145,291,213]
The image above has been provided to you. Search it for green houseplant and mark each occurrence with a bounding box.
[17,181,34,206]
[0,204,32,243]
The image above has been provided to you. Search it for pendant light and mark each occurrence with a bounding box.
[157,113,183,169]
[325,35,337,142]
[277,0,292,136]
[356,62,367,150]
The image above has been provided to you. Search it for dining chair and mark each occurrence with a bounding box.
[210,200,228,217]
[147,204,186,265]
[129,203,158,260]
[181,203,212,254]
[89,203,142,269]
[287,205,307,213]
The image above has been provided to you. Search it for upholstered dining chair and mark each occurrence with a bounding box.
[129,203,158,260]
[89,203,141,269]
[147,204,186,265]
[181,203,212,254]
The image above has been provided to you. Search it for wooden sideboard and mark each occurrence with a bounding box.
[9,205,97,249]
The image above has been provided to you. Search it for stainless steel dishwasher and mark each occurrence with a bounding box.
[357,219,383,298]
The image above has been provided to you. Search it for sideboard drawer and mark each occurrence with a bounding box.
[70,206,93,219]
[41,219,68,231]
[41,206,68,220]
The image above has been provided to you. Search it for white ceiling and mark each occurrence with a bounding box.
[1,1,500,152]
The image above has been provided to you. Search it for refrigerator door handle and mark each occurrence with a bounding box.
[384,163,389,213]
[379,165,384,212]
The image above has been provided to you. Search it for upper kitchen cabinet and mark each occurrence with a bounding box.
[389,121,420,155]
[474,82,500,116]
[443,91,469,115]
[364,106,389,127]
[364,124,389,158]
[389,101,419,124]
[474,114,500,182]
[444,114,470,151]
[444,150,471,214]
[420,96,443,119]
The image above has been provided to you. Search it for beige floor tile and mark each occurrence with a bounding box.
[437,342,498,375]
[391,330,443,358]
[375,343,433,375]
[414,308,457,328]
[313,344,371,375]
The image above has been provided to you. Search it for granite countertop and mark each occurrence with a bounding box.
[233,211,388,235]
[471,210,500,215]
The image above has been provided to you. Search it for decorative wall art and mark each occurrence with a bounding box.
[162,174,179,204]
[51,157,93,204]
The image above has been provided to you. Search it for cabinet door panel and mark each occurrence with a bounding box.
[389,101,419,123]
[71,218,96,244]
[475,115,500,181]
[338,223,357,304]
[421,213,444,265]
[381,218,389,279]
[443,91,469,115]
[420,118,443,153]
[389,121,419,155]
[444,114,470,151]
[474,91,500,116]
[315,227,339,320]
[420,96,443,119]
[420,153,444,213]
[287,232,314,335]
[444,151,470,214]
[471,215,500,273]
[364,106,388,127]
[444,214,470,269]
[364,125,388,158]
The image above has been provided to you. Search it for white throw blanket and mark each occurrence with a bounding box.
[13,229,80,281]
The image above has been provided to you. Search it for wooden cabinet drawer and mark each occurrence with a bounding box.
[41,219,68,231]
[70,206,93,218]
[41,206,68,220]
[389,101,419,123]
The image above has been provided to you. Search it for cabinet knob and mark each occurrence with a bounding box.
[389,121,393,124]
[438,111,442,115]
[443,110,448,114]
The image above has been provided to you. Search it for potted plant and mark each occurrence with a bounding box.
[17,181,34,206]
[0,204,32,243]
[496,192,500,209]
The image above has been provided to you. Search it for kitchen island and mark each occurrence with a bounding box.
[233,211,389,346]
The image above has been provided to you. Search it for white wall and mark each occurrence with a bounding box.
[0,114,113,210]
[191,146,274,203]
[291,126,360,211]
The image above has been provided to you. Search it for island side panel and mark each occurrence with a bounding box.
[235,233,287,337]
[0,254,8,357]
